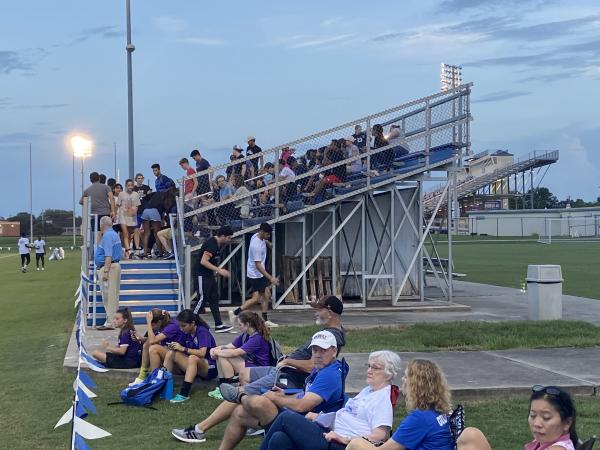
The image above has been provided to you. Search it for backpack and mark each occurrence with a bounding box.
[119,367,171,407]
[268,337,284,366]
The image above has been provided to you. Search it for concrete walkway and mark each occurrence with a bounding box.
[64,279,600,396]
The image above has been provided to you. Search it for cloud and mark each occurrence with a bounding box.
[68,26,123,46]
[14,103,70,110]
[154,16,188,34]
[438,0,552,12]
[288,34,354,49]
[472,90,532,103]
[176,37,227,46]
[370,31,411,42]
[320,17,343,27]
[0,131,39,144]
[0,97,12,107]
[0,50,35,74]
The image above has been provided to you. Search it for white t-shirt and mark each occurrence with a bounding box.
[117,190,141,227]
[333,384,393,439]
[279,166,295,180]
[18,237,30,255]
[246,233,267,279]
[33,239,46,254]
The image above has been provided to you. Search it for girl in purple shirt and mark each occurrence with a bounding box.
[91,307,142,369]
[130,309,186,385]
[165,309,218,403]
[207,311,271,400]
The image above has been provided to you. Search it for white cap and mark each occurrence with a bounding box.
[309,330,337,350]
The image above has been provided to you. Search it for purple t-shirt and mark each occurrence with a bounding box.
[159,320,185,346]
[232,332,270,367]
[184,325,216,367]
[118,330,142,363]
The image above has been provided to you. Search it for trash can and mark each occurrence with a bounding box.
[526,265,563,320]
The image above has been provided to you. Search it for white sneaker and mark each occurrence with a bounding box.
[265,320,279,328]
[41,267,45,271]
[37,268,40,271]
[129,377,145,386]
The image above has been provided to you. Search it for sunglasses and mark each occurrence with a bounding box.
[532,385,561,396]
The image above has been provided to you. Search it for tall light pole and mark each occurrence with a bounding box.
[126,0,135,179]
[71,136,93,245]
[29,143,33,242]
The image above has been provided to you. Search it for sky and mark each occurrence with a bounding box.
[1,0,599,217]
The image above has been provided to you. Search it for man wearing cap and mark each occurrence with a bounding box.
[170,295,345,445]
[217,330,346,450]
[246,135,263,175]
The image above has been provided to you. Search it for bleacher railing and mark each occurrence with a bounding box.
[178,84,472,249]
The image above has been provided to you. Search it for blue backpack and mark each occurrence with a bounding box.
[119,367,172,407]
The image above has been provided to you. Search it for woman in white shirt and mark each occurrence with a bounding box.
[259,350,402,450]
[116,179,141,257]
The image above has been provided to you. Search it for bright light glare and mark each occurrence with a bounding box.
[71,136,93,158]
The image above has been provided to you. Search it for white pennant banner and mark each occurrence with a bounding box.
[79,356,109,373]
[54,406,73,429]
[73,378,97,399]
[73,416,111,440]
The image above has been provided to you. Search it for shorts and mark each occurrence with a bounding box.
[199,366,218,381]
[324,174,341,185]
[157,228,173,241]
[135,214,143,228]
[245,366,277,395]
[105,352,141,369]
[112,224,121,233]
[141,208,161,222]
[247,276,270,295]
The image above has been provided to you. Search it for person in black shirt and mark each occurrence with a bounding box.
[246,136,263,175]
[352,124,367,150]
[371,123,392,171]
[133,173,152,253]
[302,142,347,204]
[190,149,212,196]
[226,146,246,181]
[193,226,234,333]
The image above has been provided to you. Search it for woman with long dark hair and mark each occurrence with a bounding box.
[206,311,271,400]
[165,309,217,403]
[91,307,142,369]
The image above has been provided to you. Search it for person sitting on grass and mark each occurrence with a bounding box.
[91,307,142,369]
[129,309,184,385]
[206,311,271,401]
[164,309,218,403]
[260,350,402,450]
[347,359,454,450]
[170,296,345,445]
[215,330,346,450]
[456,385,579,450]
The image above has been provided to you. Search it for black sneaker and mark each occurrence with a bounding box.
[171,426,206,443]
[214,324,233,333]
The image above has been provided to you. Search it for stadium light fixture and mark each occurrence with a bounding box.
[70,135,93,247]
[440,63,462,92]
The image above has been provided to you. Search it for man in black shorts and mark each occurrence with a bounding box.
[193,226,234,333]
[229,223,279,327]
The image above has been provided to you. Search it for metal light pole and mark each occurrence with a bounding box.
[72,153,76,246]
[126,0,135,179]
[29,143,33,241]
[71,136,93,243]
[114,141,118,182]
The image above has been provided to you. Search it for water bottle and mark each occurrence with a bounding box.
[161,370,174,400]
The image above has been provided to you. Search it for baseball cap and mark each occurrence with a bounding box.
[233,145,242,152]
[247,135,256,142]
[309,295,343,315]
[309,330,337,350]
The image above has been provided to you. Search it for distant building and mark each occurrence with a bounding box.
[0,221,21,237]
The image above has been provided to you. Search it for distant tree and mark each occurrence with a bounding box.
[7,210,81,236]
[508,187,558,210]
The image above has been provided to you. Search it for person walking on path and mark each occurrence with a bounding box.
[95,216,122,330]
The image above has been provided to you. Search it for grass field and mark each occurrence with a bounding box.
[0,250,599,449]
[430,237,600,299]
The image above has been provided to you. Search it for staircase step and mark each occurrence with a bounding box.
[121,271,178,280]
[119,281,179,290]
[89,292,178,301]
[88,302,179,314]
[87,309,180,326]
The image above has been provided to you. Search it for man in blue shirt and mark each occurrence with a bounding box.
[95,216,122,330]
[151,163,176,192]
[217,330,345,450]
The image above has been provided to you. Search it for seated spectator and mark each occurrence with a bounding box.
[207,311,272,401]
[190,149,212,196]
[303,141,347,203]
[231,175,252,219]
[279,157,298,207]
[263,162,275,184]
[456,385,578,450]
[306,149,318,169]
[216,330,346,450]
[165,309,218,403]
[170,295,345,445]
[343,136,363,175]
[91,307,142,369]
[370,124,392,172]
[216,175,238,223]
[353,124,367,150]
[386,125,410,159]
[130,309,184,385]
[260,350,402,450]
[281,147,295,166]
[347,359,454,450]
[227,146,246,181]
[156,226,174,259]
[179,157,198,202]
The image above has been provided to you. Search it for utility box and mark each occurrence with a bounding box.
[526,265,563,320]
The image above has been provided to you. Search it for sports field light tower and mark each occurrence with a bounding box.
[71,135,93,246]
[440,63,462,91]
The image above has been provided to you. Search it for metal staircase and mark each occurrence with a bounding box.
[423,150,559,212]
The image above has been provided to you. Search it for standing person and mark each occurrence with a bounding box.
[151,163,176,192]
[117,179,141,258]
[190,149,212,196]
[33,235,46,271]
[18,232,31,273]
[80,172,115,232]
[179,158,198,202]
[91,307,142,368]
[226,146,246,181]
[353,124,367,150]
[95,216,122,330]
[132,173,152,254]
[229,223,279,327]
[194,226,235,333]
[246,136,263,175]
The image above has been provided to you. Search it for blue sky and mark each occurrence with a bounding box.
[2,0,599,217]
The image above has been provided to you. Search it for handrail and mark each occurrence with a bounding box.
[169,213,185,312]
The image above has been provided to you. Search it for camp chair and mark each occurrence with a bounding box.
[449,404,465,449]
[577,436,597,450]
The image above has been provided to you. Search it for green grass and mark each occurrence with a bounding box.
[0,235,83,249]
[272,321,600,353]
[430,238,600,299]
[0,250,598,449]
